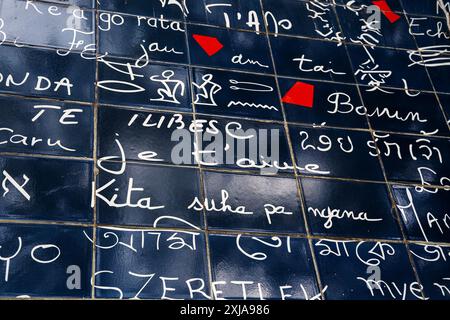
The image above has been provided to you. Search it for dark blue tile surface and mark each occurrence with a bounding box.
[195,115,292,172]
[98,58,191,111]
[192,67,282,120]
[314,239,422,300]
[96,162,203,229]
[271,36,354,83]
[0,95,93,157]
[203,171,305,233]
[401,0,450,17]
[0,156,93,222]
[376,133,450,184]
[348,44,434,91]
[0,44,95,102]
[98,11,188,63]
[0,223,92,298]
[97,107,196,165]
[279,78,369,129]
[392,185,450,243]
[359,88,449,135]
[409,16,450,48]
[187,24,273,73]
[187,0,265,32]
[209,234,320,299]
[336,5,417,49]
[0,0,449,301]
[289,125,384,180]
[410,244,450,300]
[95,227,209,299]
[263,0,341,41]
[301,178,401,239]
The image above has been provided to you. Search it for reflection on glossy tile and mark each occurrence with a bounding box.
[0,1,95,50]
[209,234,320,299]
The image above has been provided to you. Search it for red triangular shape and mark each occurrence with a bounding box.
[192,34,224,56]
[372,0,401,24]
[282,81,315,108]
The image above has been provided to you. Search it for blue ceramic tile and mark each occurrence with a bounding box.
[187,0,265,32]
[98,0,187,20]
[409,16,450,49]
[301,178,401,239]
[263,0,341,40]
[279,78,369,129]
[410,244,450,300]
[289,125,384,180]
[98,11,188,63]
[194,115,292,173]
[313,239,423,300]
[98,57,191,111]
[97,107,196,165]
[0,44,95,102]
[0,95,93,157]
[187,24,273,73]
[392,185,450,243]
[348,44,434,91]
[0,0,95,52]
[0,156,93,222]
[336,5,417,49]
[401,0,450,17]
[376,133,450,184]
[209,234,320,300]
[359,88,449,135]
[270,35,355,83]
[192,67,282,120]
[96,162,203,229]
[203,171,305,233]
[95,227,209,299]
[0,223,92,298]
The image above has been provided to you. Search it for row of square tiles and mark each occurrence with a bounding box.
[1,1,449,91]
[28,0,450,31]
[1,154,449,243]
[1,101,449,182]
[0,223,448,300]
[0,43,449,136]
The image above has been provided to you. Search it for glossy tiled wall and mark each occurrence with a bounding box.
[0,0,449,300]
